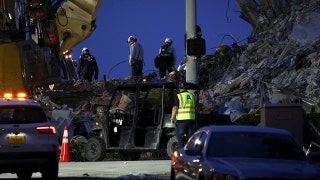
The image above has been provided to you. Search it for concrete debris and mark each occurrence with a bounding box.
[198,0,320,117]
[43,1,320,122]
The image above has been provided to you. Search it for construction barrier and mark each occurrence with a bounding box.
[59,126,70,162]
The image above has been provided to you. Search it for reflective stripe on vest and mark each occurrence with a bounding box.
[176,92,195,120]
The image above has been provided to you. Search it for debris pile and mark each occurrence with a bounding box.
[197,0,320,115]
[43,0,320,121]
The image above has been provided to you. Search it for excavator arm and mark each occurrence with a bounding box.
[0,0,102,95]
[56,0,102,54]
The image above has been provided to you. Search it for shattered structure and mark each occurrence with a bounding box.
[38,1,320,159]
[197,0,320,116]
[45,0,320,124]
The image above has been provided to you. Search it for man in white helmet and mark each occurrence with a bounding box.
[127,35,144,81]
[77,47,99,82]
[155,38,177,79]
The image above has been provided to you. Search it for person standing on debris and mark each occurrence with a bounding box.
[170,81,196,148]
[127,35,144,81]
[77,47,99,82]
[154,38,177,79]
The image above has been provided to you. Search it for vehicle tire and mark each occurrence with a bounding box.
[42,160,58,180]
[167,136,178,158]
[16,171,32,179]
[84,136,106,161]
[70,135,88,161]
[119,151,140,161]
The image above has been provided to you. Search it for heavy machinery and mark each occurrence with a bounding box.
[47,79,232,162]
[68,81,226,161]
[1,0,213,161]
[0,0,101,95]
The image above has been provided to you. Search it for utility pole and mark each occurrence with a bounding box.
[185,0,205,85]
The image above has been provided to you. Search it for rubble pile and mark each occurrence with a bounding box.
[197,0,320,114]
[43,1,320,120]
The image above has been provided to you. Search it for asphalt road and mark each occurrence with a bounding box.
[0,160,171,180]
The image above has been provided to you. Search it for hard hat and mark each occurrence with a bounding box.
[82,47,89,53]
[178,81,188,89]
[127,35,137,43]
[165,38,172,43]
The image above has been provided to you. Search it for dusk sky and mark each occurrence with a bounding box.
[71,0,252,80]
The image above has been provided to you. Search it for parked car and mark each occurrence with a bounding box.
[0,93,59,180]
[171,125,320,180]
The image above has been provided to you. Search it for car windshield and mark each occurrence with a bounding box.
[207,132,307,161]
[0,106,47,124]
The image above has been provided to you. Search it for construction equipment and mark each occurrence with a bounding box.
[46,80,231,161]
[65,81,230,161]
[0,0,101,95]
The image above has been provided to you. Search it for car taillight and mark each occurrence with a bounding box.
[172,151,185,169]
[171,151,178,164]
[36,126,57,134]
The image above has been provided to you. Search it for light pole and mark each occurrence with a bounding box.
[185,0,197,85]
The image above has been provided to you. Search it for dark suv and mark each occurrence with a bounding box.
[0,95,59,179]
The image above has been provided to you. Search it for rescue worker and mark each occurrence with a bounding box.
[156,38,177,79]
[72,101,94,137]
[77,47,99,82]
[127,35,144,81]
[170,81,196,148]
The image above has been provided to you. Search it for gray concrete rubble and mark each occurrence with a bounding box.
[196,0,320,118]
[40,0,320,123]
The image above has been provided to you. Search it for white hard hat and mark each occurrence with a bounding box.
[165,38,172,43]
[82,47,89,53]
[127,35,137,43]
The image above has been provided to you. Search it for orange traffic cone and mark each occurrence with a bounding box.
[59,126,70,162]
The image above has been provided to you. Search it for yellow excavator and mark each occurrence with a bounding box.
[0,0,101,95]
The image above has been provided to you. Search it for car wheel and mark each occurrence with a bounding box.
[84,136,106,161]
[119,151,140,161]
[167,136,178,158]
[16,171,32,179]
[42,160,58,180]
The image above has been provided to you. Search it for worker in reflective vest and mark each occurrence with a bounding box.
[171,81,196,148]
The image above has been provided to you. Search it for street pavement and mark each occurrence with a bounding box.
[0,160,171,179]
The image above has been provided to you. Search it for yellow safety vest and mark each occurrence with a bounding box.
[176,91,195,120]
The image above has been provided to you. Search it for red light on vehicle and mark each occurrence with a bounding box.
[36,126,57,134]
[3,93,13,98]
[171,151,178,164]
[171,151,185,169]
[17,92,27,98]
[3,92,28,99]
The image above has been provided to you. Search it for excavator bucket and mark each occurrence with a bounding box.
[56,0,102,54]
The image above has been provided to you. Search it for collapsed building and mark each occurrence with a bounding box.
[196,0,320,118]
[45,0,320,123]
[37,0,320,159]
